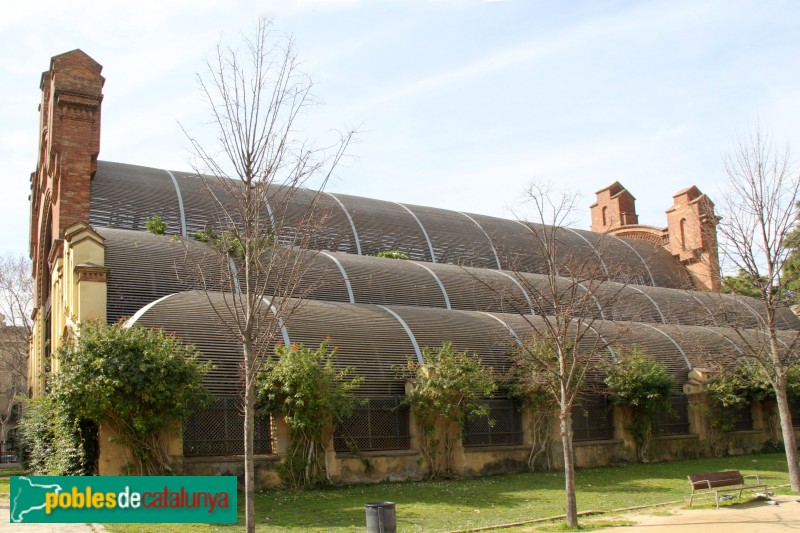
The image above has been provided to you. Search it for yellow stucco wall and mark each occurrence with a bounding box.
[30,222,108,391]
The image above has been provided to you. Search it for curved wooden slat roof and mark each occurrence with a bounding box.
[127,291,797,397]
[99,227,800,331]
[90,161,693,288]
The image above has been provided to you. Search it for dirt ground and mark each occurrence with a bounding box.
[596,495,800,532]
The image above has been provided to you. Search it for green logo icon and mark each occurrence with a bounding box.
[10,476,237,523]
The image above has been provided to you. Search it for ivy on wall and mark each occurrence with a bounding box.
[18,321,211,475]
[257,339,362,489]
[399,342,496,479]
[604,349,674,463]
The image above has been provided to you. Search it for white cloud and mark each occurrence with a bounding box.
[353,0,718,111]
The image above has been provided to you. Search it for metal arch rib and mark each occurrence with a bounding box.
[575,282,606,320]
[688,293,717,324]
[733,297,768,328]
[479,312,522,345]
[699,326,744,355]
[639,323,692,370]
[584,323,617,361]
[324,192,362,255]
[608,234,656,287]
[377,305,423,364]
[260,297,292,347]
[319,251,355,304]
[626,285,666,323]
[410,261,451,309]
[264,197,276,229]
[395,202,436,263]
[495,271,534,315]
[228,256,241,294]
[125,293,179,327]
[164,170,188,237]
[458,212,502,270]
[564,228,610,280]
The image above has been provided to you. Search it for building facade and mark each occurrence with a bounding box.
[29,50,800,482]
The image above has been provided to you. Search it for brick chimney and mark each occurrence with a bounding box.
[665,186,721,291]
[589,181,639,233]
[29,49,104,308]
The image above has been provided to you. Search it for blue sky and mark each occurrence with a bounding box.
[2,0,799,257]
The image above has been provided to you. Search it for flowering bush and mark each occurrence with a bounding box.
[257,339,361,488]
[400,342,496,478]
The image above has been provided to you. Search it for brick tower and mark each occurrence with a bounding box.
[590,182,721,291]
[28,50,104,394]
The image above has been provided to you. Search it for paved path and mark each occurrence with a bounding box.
[601,495,800,532]
[0,499,105,532]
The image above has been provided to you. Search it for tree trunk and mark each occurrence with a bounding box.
[774,384,800,491]
[243,341,256,533]
[561,405,578,527]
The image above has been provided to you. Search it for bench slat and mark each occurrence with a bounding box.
[688,470,744,489]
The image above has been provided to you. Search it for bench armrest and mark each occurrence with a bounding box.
[694,480,712,490]
[742,474,761,485]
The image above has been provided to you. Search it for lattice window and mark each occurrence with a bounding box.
[0,439,15,463]
[731,404,754,431]
[463,398,522,447]
[334,396,410,452]
[183,397,272,456]
[653,395,691,435]
[572,395,614,441]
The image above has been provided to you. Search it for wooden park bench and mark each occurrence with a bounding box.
[688,470,768,508]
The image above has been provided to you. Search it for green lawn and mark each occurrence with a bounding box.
[104,452,793,533]
[0,468,26,495]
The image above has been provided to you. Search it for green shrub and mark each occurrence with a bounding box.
[604,349,674,463]
[191,226,271,258]
[52,321,211,474]
[15,395,97,475]
[145,214,167,235]
[705,364,774,434]
[257,339,362,489]
[376,250,410,260]
[400,342,496,479]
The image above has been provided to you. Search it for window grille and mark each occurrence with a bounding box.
[183,397,272,456]
[0,440,15,463]
[334,396,410,452]
[653,395,691,435]
[463,398,523,447]
[731,404,754,431]
[572,395,614,441]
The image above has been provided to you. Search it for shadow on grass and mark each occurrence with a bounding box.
[106,452,795,532]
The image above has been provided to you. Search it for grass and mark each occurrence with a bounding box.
[103,451,793,533]
[0,468,26,496]
[532,519,636,531]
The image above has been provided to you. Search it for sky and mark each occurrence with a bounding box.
[2,0,799,258]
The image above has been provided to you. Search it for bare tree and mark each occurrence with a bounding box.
[481,182,632,527]
[717,126,800,490]
[0,254,33,443]
[183,20,353,533]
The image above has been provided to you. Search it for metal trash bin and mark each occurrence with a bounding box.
[366,501,396,533]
